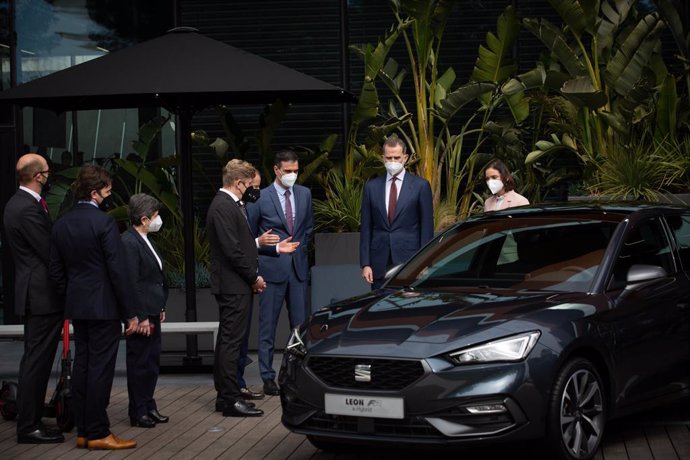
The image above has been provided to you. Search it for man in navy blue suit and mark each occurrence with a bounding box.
[49,164,143,449]
[360,137,434,289]
[247,150,313,396]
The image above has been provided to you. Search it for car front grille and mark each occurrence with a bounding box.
[306,356,425,390]
[302,412,440,438]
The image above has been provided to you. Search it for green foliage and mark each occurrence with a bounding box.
[313,170,365,233]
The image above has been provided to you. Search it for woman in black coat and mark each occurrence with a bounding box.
[122,193,169,428]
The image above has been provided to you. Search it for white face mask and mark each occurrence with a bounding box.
[148,215,163,233]
[384,161,404,176]
[487,179,504,195]
[280,172,298,188]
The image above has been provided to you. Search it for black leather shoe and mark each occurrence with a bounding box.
[130,414,156,428]
[148,409,169,423]
[215,399,254,412]
[17,428,65,444]
[263,380,280,396]
[222,400,264,417]
[240,387,265,400]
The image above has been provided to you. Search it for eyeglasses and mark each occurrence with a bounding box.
[36,170,51,176]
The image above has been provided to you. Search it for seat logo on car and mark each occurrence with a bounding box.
[355,364,371,382]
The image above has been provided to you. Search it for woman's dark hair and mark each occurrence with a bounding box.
[72,164,112,200]
[128,193,161,226]
[484,159,516,192]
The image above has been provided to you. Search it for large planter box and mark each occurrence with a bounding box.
[312,232,370,311]
[164,288,290,353]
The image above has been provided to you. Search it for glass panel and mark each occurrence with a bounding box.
[609,217,675,290]
[666,213,690,271]
[391,217,620,293]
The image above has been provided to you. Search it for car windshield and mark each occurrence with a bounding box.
[389,216,622,293]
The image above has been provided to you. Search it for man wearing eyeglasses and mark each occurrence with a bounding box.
[2,153,64,444]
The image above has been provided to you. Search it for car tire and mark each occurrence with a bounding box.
[307,435,357,452]
[547,358,606,460]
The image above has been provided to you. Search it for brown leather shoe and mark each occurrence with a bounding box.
[87,434,137,449]
[76,436,87,448]
[240,387,265,400]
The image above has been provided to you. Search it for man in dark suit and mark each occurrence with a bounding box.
[49,164,142,449]
[207,159,267,417]
[247,150,313,396]
[121,193,169,428]
[2,153,64,444]
[360,137,434,289]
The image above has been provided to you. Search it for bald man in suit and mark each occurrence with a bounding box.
[3,154,64,444]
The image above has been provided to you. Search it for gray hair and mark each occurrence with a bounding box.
[128,193,161,226]
[383,135,407,154]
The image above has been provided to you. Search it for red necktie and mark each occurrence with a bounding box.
[39,197,48,213]
[285,189,294,235]
[388,175,398,224]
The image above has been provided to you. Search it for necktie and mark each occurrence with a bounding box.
[39,197,48,213]
[388,175,398,224]
[285,189,294,235]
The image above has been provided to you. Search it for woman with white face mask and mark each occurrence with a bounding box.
[483,159,530,212]
[121,193,170,428]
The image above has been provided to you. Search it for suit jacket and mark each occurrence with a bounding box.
[360,172,434,279]
[49,202,137,320]
[2,189,61,316]
[206,190,258,295]
[483,190,530,212]
[247,183,313,283]
[121,227,168,317]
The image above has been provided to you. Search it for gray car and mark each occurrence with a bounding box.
[279,203,690,460]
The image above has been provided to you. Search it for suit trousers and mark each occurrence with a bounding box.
[126,315,161,418]
[237,303,254,389]
[16,311,63,434]
[258,270,307,381]
[214,293,251,403]
[72,319,122,440]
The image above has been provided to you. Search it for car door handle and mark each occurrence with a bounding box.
[678,302,689,310]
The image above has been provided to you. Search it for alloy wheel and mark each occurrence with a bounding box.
[559,368,604,459]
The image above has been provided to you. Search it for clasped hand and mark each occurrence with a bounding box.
[125,317,153,336]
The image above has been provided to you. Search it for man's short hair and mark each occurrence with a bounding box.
[383,136,407,154]
[128,193,161,225]
[222,159,256,186]
[274,149,299,167]
[73,164,112,200]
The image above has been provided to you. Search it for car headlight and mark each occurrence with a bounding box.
[448,331,541,364]
[285,327,307,358]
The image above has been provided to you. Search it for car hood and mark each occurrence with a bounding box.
[304,289,591,358]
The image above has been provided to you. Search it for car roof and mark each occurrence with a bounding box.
[464,201,690,224]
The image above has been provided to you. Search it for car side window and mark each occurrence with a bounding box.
[666,213,690,271]
[609,217,674,290]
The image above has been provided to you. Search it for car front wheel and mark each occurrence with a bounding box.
[547,358,607,460]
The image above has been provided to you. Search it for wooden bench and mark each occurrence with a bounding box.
[0,322,219,349]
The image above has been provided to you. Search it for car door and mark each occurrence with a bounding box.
[662,211,690,388]
[603,214,687,410]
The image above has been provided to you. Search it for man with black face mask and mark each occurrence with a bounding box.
[3,153,64,444]
[207,160,291,417]
[49,164,143,449]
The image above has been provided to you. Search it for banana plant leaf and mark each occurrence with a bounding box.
[436,81,497,121]
[598,0,634,57]
[604,14,664,96]
[560,77,608,109]
[545,0,590,38]
[523,18,588,78]
[655,74,678,140]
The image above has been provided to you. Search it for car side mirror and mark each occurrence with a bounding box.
[384,264,403,280]
[626,264,667,286]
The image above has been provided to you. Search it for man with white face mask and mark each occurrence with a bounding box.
[246,150,313,397]
[360,136,434,289]
[483,159,529,212]
[121,193,169,429]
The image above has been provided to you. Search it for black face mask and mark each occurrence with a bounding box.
[242,186,260,203]
[99,195,114,211]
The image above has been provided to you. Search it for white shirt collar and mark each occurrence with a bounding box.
[386,168,406,182]
[19,185,41,202]
[219,187,240,202]
[274,180,292,195]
